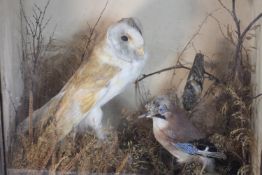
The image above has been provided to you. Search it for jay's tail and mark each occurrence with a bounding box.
[197,149,226,159]
[174,142,227,160]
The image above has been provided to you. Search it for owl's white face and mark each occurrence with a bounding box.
[107,18,145,63]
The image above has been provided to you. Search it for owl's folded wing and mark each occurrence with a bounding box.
[18,59,120,140]
[59,59,120,113]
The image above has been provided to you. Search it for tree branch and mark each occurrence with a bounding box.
[135,64,221,84]
[241,13,262,41]
[252,93,262,100]
[228,0,262,79]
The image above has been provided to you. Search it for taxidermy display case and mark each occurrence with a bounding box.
[1,0,262,174]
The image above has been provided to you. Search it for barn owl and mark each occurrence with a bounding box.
[19,18,147,140]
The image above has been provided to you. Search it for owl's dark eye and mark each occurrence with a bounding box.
[121,35,128,41]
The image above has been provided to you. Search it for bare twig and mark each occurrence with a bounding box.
[217,0,232,17]
[81,0,109,62]
[176,12,213,64]
[135,64,221,84]
[20,0,55,125]
[232,0,241,39]
[210,14,236,46]
[210,14,250,63]
[252,93,262,100]
[228,0,262,79]
[20,1,34,38]
[20,0,52,75]
[231,0,242,78]
[39,0,51,26]
[28,91,33,143]
[217,0,262,79]
[136,65,190,83]
[20,0,54,148]
[241,13,262,42]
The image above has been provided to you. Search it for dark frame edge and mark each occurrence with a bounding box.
[0,78,7,175]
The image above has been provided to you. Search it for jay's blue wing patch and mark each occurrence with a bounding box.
[174,143,199,155]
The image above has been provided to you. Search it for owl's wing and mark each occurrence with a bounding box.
[18,59,121,134]
[57,58,121,116]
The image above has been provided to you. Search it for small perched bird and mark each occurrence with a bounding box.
[19,18,147,140]
[140,95,226,173]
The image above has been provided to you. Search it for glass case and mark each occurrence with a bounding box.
[1,0,262,174]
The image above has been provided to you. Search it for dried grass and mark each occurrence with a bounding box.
[11,111,175,174]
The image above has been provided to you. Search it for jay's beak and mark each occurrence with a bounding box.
[138,112,150,119]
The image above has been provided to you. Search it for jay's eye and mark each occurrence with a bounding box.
[159,108,165,113]
[121,35,128,41]
[159,105,168,114]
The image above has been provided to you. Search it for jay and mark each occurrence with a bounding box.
[139,95,226,173]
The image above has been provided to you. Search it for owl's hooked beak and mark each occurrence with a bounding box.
[136,47,144,56]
